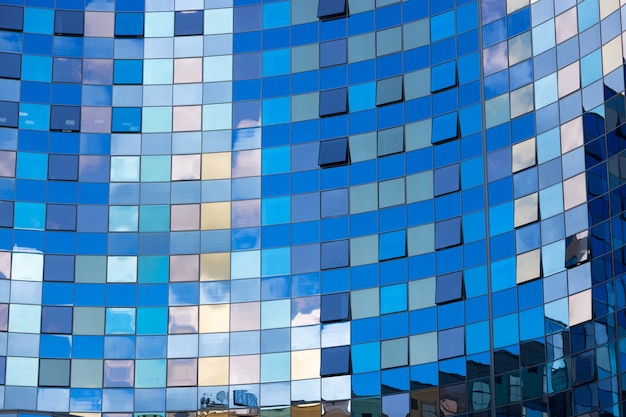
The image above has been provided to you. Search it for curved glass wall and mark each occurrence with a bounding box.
[0,0,625,416]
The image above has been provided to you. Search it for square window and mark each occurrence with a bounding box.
[115,12,144,37]
[104,360,134,387]
[55,10,84,36]
[376,76,403,106]
[0,151,15,178]
[435,217,462,249]
[431,61,457,93]
[320,88,348,117]
[39,359,70,387]
[112,107,141,132]
[320,346,350,376]
[321,240,349,270]
[565,231,590,268]
[44,255,74,282]
[435,271,464,305]
[53,58,82,83]
[0,102,18,128]
[318,0,348,19]
[517,249,541,284]
[46,204,77,231]
[320,39,347,67]
[113,60,143,84]
[175,11,203,36]
[0,53,21,79]
[0,201,13,227]
[512,137,536,173]
[41,306,73,334]
[378,126,404,157]
[514,193,538,228]
[49,154,78,181]
[434,164,460,196]
[319,137,349,167]
[379,230,407,261]
[0,5,24,31]
[50,106,81,132]
[172,154,201,180]
[320,292,350,323]
[171,204,200,231]
[167,358,198,387]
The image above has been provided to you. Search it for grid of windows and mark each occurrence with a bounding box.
[0,0,624,416]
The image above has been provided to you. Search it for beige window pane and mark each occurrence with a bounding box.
[202,152,232,179]
[200,253,230,281]
[167,358,197,386]
[174,58,202,84]
[84,12,114,37]
[170,204,200,231]
[569,289,592,326]
[200,304,230,333]
[512,137,536,173]
[602,36,622,75]
[508,32,531,66]
[198,357,229,386]
[230,355,260,385]
[291,349,320,380]
[173,105,202,132]
[170,255,199,282]
[231,302,260,331]
[560,117,583,154]
[600,0,619,19]
[507,0,528,13]
[555,7,577,44]
[563,173,586,210]
[516,249,541,284]
[514,193,538,228]
[510,84,533,119]
[558,62,580,98]
[172,154,201,180]
[168,306,198,334]
[201,202,231,230]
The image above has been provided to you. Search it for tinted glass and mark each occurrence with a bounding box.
[320,88,348,117]
[0,5,24,31]
[0,101,19,127]
[50,106,81,131]
[55,11,85,36]
[175,11,203,36]
[0,53,21,79]
[318,0,348,19]
[319,137,349,167]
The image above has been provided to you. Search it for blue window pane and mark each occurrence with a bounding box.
[318,137,349,167]
[44,254,75,282]
[0,5,24,31]
[0,101,19,128]
[0,52,21,79]
[320,39,347,68]
[431,61,457,92]
[46,204,77,231]
[115,13,144,37]
[434,164,460,196]
[435,217,461,249]
[318,0,348,20]
[42,306,73,334]
[320,345,350,376]
[175,11,203,36]
[55,10,84,36]
[435,271,463,304]
[320,292,349,323]
[379,230,407,261]
[321,239,349,269]
[376,76,403,106]
[50,106,81,132]
[49,154,78,181]
[113,60,143,85]
[0,200,13,227]
[320,88,348,117]
[112,107,141,132]
[53,57,82,83]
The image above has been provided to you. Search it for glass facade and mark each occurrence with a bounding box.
[0,0,625,416]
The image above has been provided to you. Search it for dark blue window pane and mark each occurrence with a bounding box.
[318,0,347,19]
[41,306,73,334]
[46,204,77,231]
[175,10,203,36]
[376,76,403,106]
[318,137,349,167]
[44,254,75,282]
[435,217,461,249]
[0,53,21,79]
[0,5,24,31]
[565,231,590,268]
[0,101,19,128]
[320,39,347,67]
[115,12,144,37]
[50,106,81,131]
[320,88,348,117]
[434,164,460,196]
[49,154,79,181]
[55,11,84,36]
[0,201,13,227]
[320,345,350,376]
[435,271,464,304]
[321,239,349,269]
[320,292,349,323]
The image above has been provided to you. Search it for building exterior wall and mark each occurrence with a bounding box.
[0,0,625,416]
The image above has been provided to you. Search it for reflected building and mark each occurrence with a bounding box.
[0,0,625,416]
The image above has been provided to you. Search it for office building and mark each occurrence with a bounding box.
[0,0,624,416]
